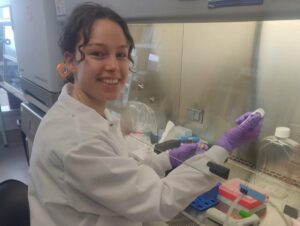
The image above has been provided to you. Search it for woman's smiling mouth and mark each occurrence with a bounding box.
[98,78,120,85]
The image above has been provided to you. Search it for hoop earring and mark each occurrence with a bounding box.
[56,63,71,78]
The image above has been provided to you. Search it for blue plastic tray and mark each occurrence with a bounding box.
[189,183,220,212]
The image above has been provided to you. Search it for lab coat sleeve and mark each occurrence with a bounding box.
[133,151,172,177]
[125,134,172,176]
[63,137,228,222]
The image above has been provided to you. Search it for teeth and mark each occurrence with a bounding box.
[102,79,119,84]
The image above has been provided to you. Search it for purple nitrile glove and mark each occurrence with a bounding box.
[235,112,253,125]
[196,142,209,154]
[216,112,263,153]
[169,143,199,168]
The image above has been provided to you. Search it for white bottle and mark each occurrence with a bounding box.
[257,127,299,178]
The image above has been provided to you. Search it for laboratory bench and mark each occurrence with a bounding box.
[124,134,300,226]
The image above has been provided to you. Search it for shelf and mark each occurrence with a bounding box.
[0,81,25,102]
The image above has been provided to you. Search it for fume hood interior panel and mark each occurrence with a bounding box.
[55,0,300,22]
[127,20,300,187]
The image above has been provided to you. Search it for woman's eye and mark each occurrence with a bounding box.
[90,51,106,58]
[116,52,128,60]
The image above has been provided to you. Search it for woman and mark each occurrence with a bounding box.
[28,3,263,226]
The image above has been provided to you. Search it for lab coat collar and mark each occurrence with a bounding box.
[58,83,117,127]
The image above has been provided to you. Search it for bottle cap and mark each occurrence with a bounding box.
[275,127,290,138]
[252,108,265,117]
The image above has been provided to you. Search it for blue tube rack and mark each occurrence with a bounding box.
[189,183,220,212]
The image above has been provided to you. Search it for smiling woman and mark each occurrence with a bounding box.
[57,3,134,116]
[27,3,263,226]
[63,19,130,115]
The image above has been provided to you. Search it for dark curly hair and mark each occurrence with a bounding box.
[58,2,135,76]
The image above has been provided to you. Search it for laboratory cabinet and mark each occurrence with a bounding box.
[55,0,300,22]
[11,0,64,107]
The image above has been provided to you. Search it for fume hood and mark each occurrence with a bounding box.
[10,0,300,110]
[54,0,300,22]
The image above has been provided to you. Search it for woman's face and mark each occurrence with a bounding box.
[66,19,129,106]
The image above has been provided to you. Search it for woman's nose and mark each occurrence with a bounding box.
[105,56,118,71]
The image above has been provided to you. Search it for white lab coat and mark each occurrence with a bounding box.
[28,83,229,226]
